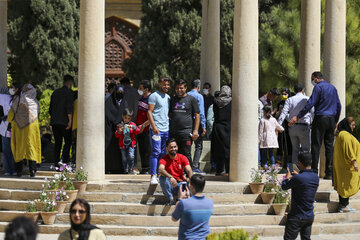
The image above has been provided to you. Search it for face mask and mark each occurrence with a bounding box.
[281,95,288,101]
[137,89,144,96]
[311,80,317,87]
[9,88,15,96]
[203,89,209,95]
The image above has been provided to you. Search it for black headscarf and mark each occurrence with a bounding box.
[70,199,98,240]
[337,117,354,136]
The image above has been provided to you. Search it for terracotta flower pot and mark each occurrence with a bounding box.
[249,182,265,194]
[66,190,79,202]
[272,203,288,215]
[45,190,56,201]
[40,211,58,225]
[73,181,88,195]
[55,201,68,214]
[34,200,44,212]
[261,192,276,204]
[58,181,66,189]
[24,212,39,222]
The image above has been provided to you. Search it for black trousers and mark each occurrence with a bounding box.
[15,160,37,173]
[339,194,349,207]
[52,124,72,166]
[137,131,150,172]
[284,216,313,240]
[311,115,335,175]
[173,133,193,168]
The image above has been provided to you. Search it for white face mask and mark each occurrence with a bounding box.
[9,88,15,96]
[311,80,317,87]
[203,89,209,95]
[137,89,144,96]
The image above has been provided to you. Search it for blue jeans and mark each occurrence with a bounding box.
[120,147,135,173]
[2,136,15,174]
[149,130,169,175]
[159,176,183,201]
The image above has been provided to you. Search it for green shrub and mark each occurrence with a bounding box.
[207,229,258,240]
[38,89,53,128]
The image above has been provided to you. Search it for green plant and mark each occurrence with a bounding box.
[74,166,88,181]
[250,168,264,183]
[38,89,53,128]
[43,200,57,212]
[39,188,50,202]
[263,165,280,192]
[44,177,59,190]
[27,201,37,212]
[65,180,76,191]
[273,185,290,204]
[207,228,258,240]
[55,189,70,202]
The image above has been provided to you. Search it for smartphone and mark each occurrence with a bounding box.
[182,183,187,192]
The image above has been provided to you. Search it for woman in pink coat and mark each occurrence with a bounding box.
[259,105,284,168]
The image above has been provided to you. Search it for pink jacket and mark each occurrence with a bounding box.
[258,116,284,148]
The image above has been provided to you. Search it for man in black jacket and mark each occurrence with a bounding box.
[49,75,74,166]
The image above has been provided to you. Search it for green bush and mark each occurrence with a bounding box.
[39,89,53,128]
[207,229,258,240]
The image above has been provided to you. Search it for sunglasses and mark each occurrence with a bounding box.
[70,209,86,214]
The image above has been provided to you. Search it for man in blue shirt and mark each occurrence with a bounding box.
[172,174,213,240]
[289,71,341,178]
[188,79,206,174]
[282,152,319,240]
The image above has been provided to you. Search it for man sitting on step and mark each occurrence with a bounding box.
[282,152,319,240]
[158,138,193,205]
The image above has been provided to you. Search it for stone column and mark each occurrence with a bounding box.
[299,0,321,96]
[77,0,105,181]
[200,0,220,93]
[230,0,258,182]
[0,0,7,87]
[323,0,346,120]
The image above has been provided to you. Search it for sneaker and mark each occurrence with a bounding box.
[193,169,205,175]
[4,173,10,176]
[150,175,159,185]
[165,199,176,206]
[339,205,356,213]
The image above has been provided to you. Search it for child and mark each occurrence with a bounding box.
[115,108,140,174]
[259,105,284,168]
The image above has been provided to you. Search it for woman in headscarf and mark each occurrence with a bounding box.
[211,85,232,175]
[333,117,360,212]
[7,83,41,177]
[58,198,106,240]
[105,84,128,173]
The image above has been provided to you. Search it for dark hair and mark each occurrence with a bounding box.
[312,71,323,79]
[214,91,220,98]
[140,80,152,92]
[263,105,272,119]
[5,216,38,240]
[298,152,312,167]
[107,82,116,93]
[192,79,201,89]
[175,79,187,87]
[269,88,280,96]
[120,77,131,86]
[203,82,211,88]
[190,174,206,193]
[159,76,171,83]
[294,83,305,93]
[64,74,74,84]
[122,108,134,117]
[166,138,177,147]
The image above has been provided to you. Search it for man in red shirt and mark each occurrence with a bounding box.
[159,138,193,205]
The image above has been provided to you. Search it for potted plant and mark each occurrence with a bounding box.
[73,166,88,194]
[24,201,39,222]
[260,166,279,204]
[35,188,50,211]
[249,168,265,194]
[272,184,290,215]
[52,163,73,188]
[44,177,59,201]
[40,200,58,225]
[55,189,70,214]
[64,180,78,202]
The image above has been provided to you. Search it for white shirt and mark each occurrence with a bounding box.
[0,94,12,137]
[278,92,314,126]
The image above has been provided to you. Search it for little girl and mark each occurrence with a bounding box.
[115,108,140,174]
[259,105,284,168]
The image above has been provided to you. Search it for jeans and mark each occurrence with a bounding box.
[289,124,311,165]
[311,116,335,175]
[52,124,72,166]
[2,136,15,174]
[120,147,135,173]
[260,148,275,168]
[173,133,193,168]
[137,131,150,172]
[192,128,203,169]
[149,130,169,175]
[159,176,182,201]
[284,216,313,240]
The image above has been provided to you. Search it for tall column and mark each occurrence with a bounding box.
[230,0,258,182]
[0,0,8,87]
[299,0,321,96]
[323,0,346,120]
[77,0,105,181]
[200,0,220,93]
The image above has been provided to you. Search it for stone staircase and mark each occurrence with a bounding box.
[0,173,360,238]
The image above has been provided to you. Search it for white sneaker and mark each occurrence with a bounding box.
[150,175,159,185]
[4,173,10,176]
